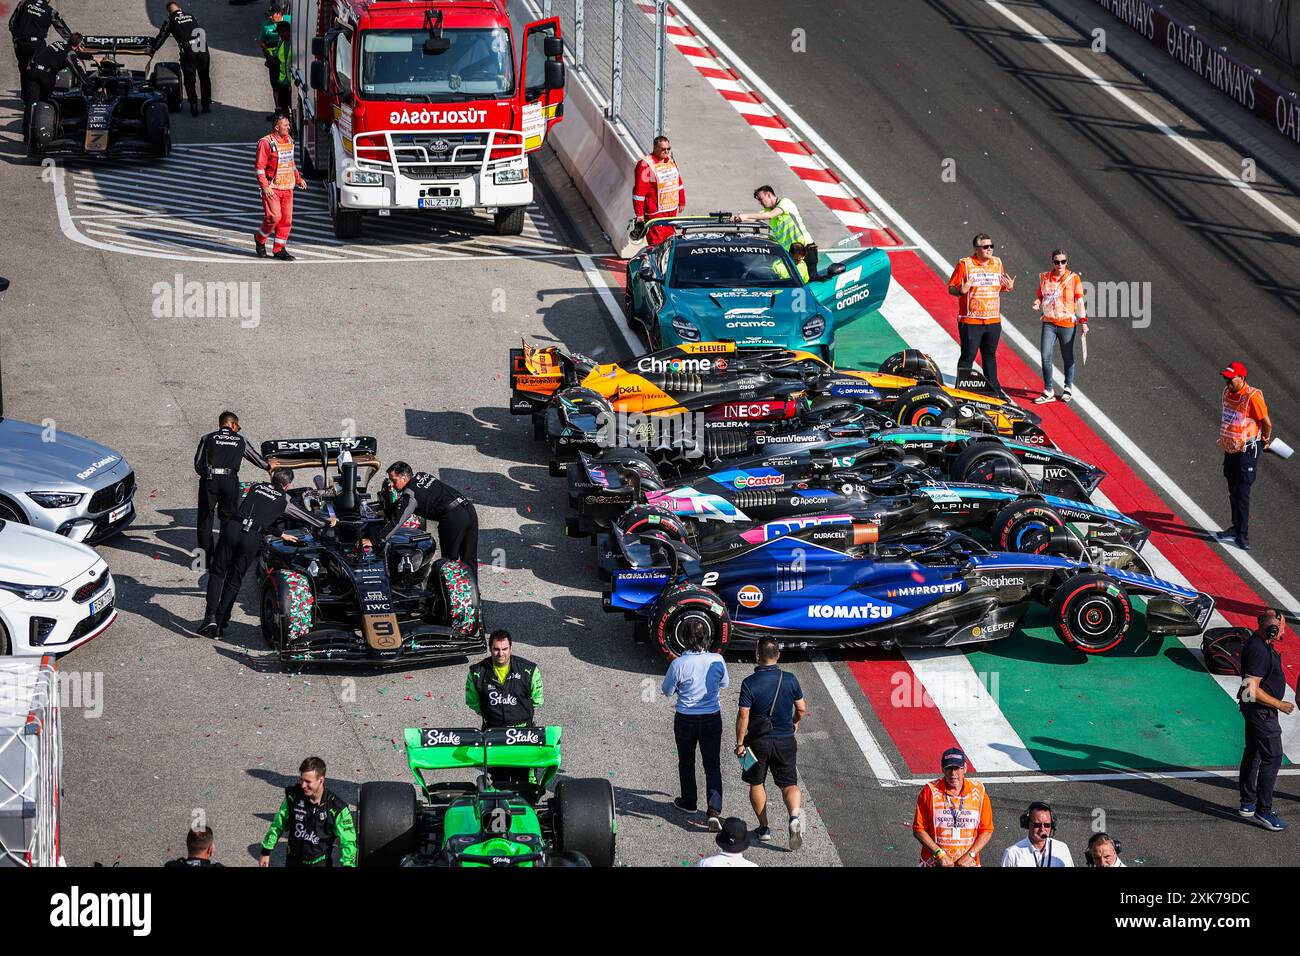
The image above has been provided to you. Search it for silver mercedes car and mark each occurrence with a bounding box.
[0,417,136,544]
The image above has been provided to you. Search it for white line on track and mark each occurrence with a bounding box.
[670,0,1300,620]
[897,767,1300,786]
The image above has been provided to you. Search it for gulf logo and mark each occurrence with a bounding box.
[737,585,764,608]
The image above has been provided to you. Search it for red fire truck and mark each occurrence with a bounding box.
[290,0,565,238]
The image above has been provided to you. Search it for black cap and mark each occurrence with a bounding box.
[715,817,748,852]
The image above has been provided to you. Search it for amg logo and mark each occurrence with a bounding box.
[889,581,964,597]
[809,604,894,620]
[979,575,1026,588]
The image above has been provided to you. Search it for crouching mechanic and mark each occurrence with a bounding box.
[364,461,480,581]
[199,467,335,637]
[260,756,356,867]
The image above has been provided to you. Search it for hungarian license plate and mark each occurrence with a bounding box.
[109,502,132,523]
[90,588,113,616]
[419,197,460,209]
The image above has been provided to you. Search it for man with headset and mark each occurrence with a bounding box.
[1000,801,1074,867]
[1237,608,1293,831]
[1085,832,1125,867]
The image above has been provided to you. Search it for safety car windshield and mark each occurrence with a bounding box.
[671,242,801,289]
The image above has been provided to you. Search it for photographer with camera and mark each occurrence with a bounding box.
[1237,609,1294,831]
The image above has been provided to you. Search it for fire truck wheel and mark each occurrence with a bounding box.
[494,206,525,235]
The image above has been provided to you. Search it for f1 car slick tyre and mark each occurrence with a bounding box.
[893,385,956,428]
[494,205,526,236]
[653,585,730,659]
[1049,573,1133,653]
[152,63,182,112]
[991,499,1070,556]
[554,778,616,868]
[435,558,481,636]
[953,442,1030,490]
[144,102,171,158]
[615,505,690,546]
[27,101,57,157]
[262,570,314,650]
[358,781,417,867]
[879,349,942,385]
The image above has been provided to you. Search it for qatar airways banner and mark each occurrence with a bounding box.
[1092,0,1300,146]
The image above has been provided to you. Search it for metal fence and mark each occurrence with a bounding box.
[544,0,668,154]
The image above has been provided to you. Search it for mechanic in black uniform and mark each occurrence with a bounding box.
[151,2,211,117]
[193,411,280,568]
[199,467,334,637]
[20,30,83,138]
[8,0,68,76]
[363,461,480,581]
[163,825,223,867]
[1237,609,1294,832]
[259,757,357,867]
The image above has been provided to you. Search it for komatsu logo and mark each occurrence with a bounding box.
[888,581,964,597]
[809,604,894,620]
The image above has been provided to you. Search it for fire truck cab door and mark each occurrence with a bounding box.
[518,17,564,152]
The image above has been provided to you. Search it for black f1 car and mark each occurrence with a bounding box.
[27,34,177,159]
[255,437,484,667]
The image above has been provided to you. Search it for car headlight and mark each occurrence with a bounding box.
[26,492,84,509]
[344,167,384,185]
[802,315,826,340]
[494,165,528,184]
[671,316,700,342]
[0,580,67,602]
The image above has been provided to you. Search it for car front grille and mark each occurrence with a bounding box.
[73,576,108,603]
[89,471,134,513]
[69,602,113,641]
[399,164,478,181]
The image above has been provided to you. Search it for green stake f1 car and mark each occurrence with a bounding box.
[357,726,617,867]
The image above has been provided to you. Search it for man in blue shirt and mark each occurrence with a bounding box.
[736,638,807,849]
[662,626,729,831]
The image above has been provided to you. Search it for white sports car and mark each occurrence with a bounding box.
[0,516,115,656]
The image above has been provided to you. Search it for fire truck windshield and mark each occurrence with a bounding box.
[359,28,515,100]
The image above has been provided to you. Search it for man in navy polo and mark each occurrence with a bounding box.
[735,638,807,849]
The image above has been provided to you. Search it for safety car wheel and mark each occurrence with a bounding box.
[653,586,730,659]
[358,781,417,867]
[1049,573,1132,653]
[494,205,525,235]
[893,385,956,428]
[554,778,616,868]
[0,620,10,655]
[990,499,1067,555]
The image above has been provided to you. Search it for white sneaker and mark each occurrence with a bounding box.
[1061,388,1073,403]
[1034,391,1056,404]
[788,815,804,850]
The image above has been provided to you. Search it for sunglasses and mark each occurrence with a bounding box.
[977,243,994,249]
[1053,258,1068,264]
[1031,822,1053,828]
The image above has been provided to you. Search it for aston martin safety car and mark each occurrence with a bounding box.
[622,216,889,361]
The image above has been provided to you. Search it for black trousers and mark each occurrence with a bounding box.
[204,523,263,627]
[14,38,43,77]
[273,80,291,115]
[1223,444,1260,543]
[197,475,241,565]
[1239,707,1282,811]
[674,711,723,814]
[438,503,479,581]
[180,51,212,109]
[957,322,1002,392]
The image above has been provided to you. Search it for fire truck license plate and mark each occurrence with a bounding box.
[419,197,460,209]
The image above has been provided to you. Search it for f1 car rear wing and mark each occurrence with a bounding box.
[79,35,155,55]
[261,436,379,466]
[404,726,562,773]
[509,341,600,413]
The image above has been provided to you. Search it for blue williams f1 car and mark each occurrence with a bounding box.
[602,521,1213,659]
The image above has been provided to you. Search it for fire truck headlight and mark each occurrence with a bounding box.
[494,165,528,185]
[344,168,385,185]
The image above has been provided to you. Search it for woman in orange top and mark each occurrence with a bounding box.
[1032,249,1087,404]
[912,747,994,867]
[949,233,1015,398]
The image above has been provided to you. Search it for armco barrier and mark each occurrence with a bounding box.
[1092,0,1300,146]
